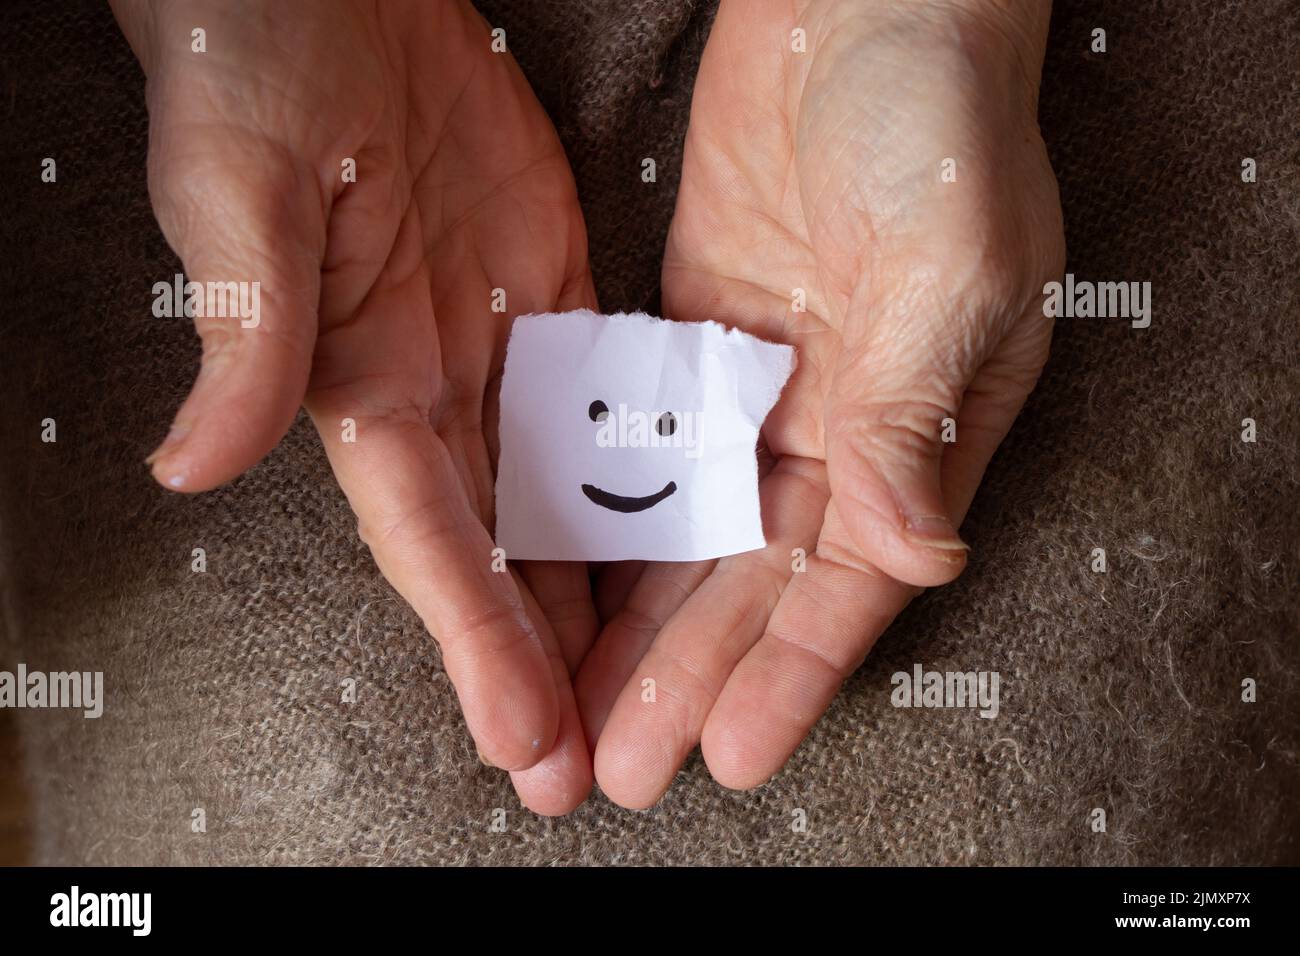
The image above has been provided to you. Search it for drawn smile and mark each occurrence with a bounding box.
[581,481,677,513]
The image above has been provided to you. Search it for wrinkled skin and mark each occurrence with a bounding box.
[116,0,1062,815]
[115,0,600,813]
[575,0,1064,807]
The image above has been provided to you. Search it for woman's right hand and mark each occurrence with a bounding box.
[113,0,601,814]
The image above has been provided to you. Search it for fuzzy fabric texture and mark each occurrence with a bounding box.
[0,0,1297,865]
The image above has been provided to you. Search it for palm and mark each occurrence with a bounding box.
[122,0,598,812]
[301,2,600,815]
[577,0,1063,807]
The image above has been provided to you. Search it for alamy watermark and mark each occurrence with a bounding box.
[152,273,260,328]
[891,663,999,718]
[0,664,103,718]
[1043,273,1151,329]
[50,886,150,936]
[589,400,704,459]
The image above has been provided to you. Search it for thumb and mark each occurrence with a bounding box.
[145,142,325,493]
[826,339,970,588]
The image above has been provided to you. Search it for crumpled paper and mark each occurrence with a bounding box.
[494,310,795,561]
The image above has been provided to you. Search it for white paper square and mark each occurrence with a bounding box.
[494,310,795,562]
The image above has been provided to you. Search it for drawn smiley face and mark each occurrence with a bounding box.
[580,399,678,513]
[493,310,794,562]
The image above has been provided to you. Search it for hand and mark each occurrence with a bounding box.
[114,0,599,813]
[576,0,1064,807]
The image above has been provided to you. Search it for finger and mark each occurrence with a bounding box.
[701,501,916,789]
[146,139,325,492]
[555,260,599,314]
[701,343,1044,789]
[592,458,828,809]
[825,327,971,588]
[507,690,593,816]
[574,558,713,751]
[308,397,559,772]
[517,561,599,675]
[507,570,593,815]
[576,434,785,747]
[939,328,1051,522]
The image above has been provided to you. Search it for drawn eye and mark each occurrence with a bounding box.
[588,400,609,423]
[656,412,677,437]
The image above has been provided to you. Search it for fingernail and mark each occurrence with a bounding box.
[904,514,969,551]
[150,453,192,492]
[475,745,498,768]
[149,462,190,492]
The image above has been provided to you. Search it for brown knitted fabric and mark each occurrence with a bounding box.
[1,0,1297,865]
